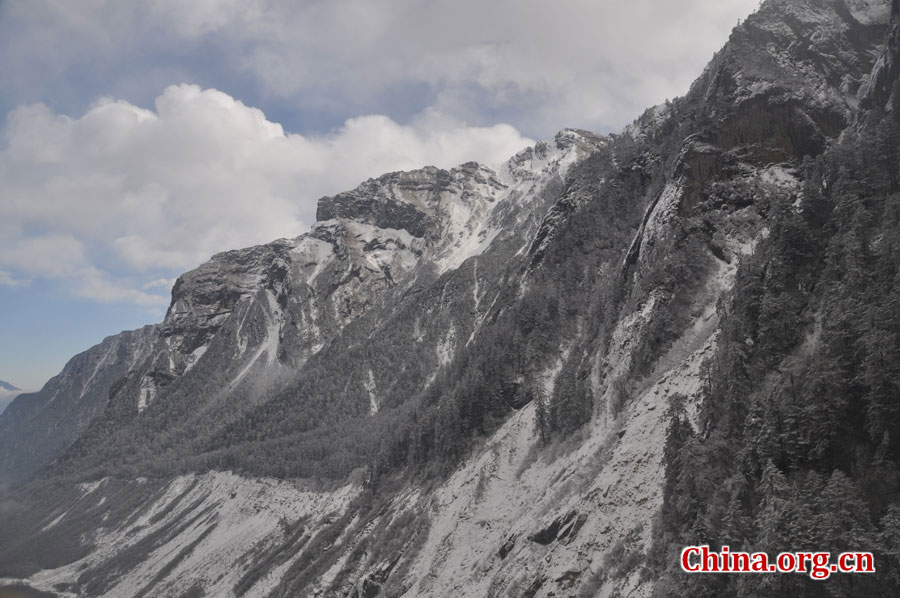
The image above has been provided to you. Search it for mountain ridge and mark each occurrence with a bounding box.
[0,128,604,486]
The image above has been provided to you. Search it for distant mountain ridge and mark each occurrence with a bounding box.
[0,380,19,392]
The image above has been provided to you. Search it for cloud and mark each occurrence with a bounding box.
[0,270,28,288]
[0,1,763,308]
[0,84,532,305]
[2,1,762,137]
[74,267,170,306]
[0,234,168,306]
[2,235,87,278]
[185,0,762,134]
[143,278,178,290]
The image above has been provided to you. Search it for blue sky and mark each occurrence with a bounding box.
[0,0,759,390]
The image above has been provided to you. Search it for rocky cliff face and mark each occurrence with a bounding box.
[110,128,602,428]
[0,129,602,485]
[0,1,895,596]
[0,325,158,485]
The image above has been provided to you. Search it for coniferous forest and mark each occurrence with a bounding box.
[653,81,900,597]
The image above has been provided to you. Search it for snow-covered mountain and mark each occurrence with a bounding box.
[0,0,898,596]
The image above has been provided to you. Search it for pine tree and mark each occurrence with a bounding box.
[878,504,900,589]
[756,460,789,554]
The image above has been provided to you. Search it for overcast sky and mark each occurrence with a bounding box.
[0,0,759,389]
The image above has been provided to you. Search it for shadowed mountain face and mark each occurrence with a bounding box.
[0,382,22,418]
[1,1,899,596]
[0,327,159,484]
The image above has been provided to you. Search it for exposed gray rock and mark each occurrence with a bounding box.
[0,325,158,484]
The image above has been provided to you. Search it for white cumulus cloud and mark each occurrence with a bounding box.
[2,0,762,137]
[0,84,533,305]
[147,0,763,134]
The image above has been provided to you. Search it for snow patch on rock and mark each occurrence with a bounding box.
[365,369,379,415]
